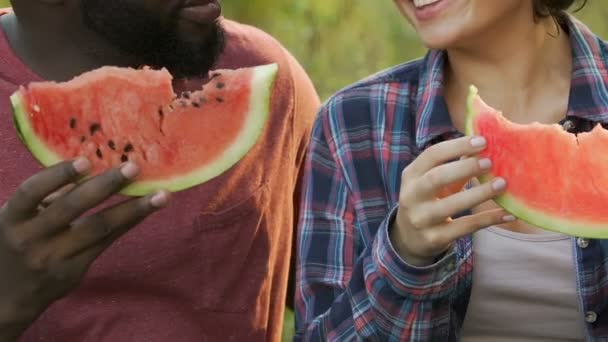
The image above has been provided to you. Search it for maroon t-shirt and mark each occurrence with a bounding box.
[0,15,320,342]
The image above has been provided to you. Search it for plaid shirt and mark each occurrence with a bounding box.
[295,16,608,342]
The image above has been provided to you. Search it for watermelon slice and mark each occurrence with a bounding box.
[11,64,278,196]
[465,85,608,238]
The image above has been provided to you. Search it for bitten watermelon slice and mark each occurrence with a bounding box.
[11,63,278,196]
[465,85,608,238]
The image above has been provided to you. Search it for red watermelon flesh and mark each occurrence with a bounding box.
[465,85,608,238]
[11,64,278,196]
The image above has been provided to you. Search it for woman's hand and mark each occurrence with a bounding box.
[390,136,514,266]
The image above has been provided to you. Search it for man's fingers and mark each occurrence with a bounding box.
[25,162,140,239]
[40,183,77,208]
[3,158,90,222]
[405,136,487,178]
[49,191,170,262]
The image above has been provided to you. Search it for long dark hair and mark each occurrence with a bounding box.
[533,0,588,18]
[532,0,588,34]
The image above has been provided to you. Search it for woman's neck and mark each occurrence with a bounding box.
[445,14,573,130]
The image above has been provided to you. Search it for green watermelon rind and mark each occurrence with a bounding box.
[464,85,608,239]
[11,63,279,197]
[11,93,64,167]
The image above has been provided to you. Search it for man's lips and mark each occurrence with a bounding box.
[179,0,221,23]
[182,0,215,8]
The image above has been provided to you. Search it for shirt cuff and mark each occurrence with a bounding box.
[372,204,460,300]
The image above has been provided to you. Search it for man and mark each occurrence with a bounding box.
[0,0,319,341]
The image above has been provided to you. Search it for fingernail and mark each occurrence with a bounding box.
[470,136,486,148]
[150,191,169,208]
[503,215,516,222]
[73,157,91,173]
[120,162,140,179]
[478,158,492,170]
[492,177,506,191]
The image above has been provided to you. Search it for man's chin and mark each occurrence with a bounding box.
[160,22,226,78]
[176,18,221,47]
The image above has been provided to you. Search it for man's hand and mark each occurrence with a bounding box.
[0,158,169,341]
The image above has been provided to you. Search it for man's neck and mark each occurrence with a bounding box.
[0,10,140,81]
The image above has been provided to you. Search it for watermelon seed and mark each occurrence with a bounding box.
[121,154,128,162]
[89,123,101,136]
[216,82,225,89]
[182,91,191,99]
[124,143,134,153]
[158,106,164,117]
[216,97,224,103]
[108,140,116,150]
[69,118,77,129]
[96,148,103,159]
[80,136,86,143]
[192,102,200,108]
[32,104,41,113]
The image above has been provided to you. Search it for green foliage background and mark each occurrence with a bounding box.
[0,1,604,340]
[0,0,603,98]
[222,1,608,100]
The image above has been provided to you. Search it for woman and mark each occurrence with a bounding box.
[295,0,607,340]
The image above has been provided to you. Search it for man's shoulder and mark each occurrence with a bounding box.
[216,18,320,128]
[215,18,293,70]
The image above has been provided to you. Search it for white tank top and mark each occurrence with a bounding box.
[460,226,586,342]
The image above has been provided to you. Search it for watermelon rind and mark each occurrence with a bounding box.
[464,85,608,239]
[11,63,278,197]
[11,92,63,167]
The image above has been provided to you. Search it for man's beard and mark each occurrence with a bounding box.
[81,0,225,78]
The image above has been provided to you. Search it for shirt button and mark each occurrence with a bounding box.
[562,120,575,132]
[585,311,597,323]
[577,237,590,248]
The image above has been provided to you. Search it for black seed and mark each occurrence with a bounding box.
[158,106,164,117]
[69,118,77,129]
[211,72,221,79]
[182,91,191,99]
[89,123,101,136]
[216,97,224,103]
[124,143,134,153]
[193,102,200,108]
[96,148,103,159]
[80,136,86,143]
[216,82,225,89]
[108,140,116,150]
[121,154,128,162]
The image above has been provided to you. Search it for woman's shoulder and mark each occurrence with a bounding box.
[317,57,428,131]
[568,16,608,61]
